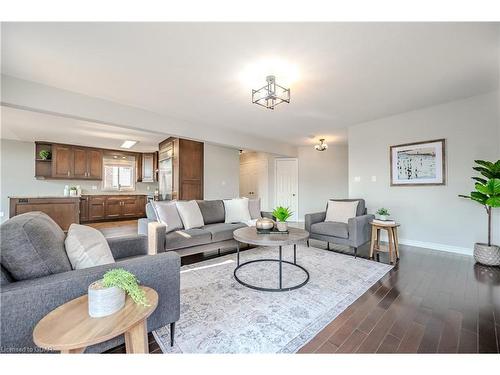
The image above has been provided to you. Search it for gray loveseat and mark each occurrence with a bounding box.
[304,199,374,258]
[0,212,180,353]
[139,199,271,256]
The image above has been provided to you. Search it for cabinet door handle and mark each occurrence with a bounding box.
[67,171,70,176]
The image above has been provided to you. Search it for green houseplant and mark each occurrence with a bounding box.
[376,208,390,221]
[38,149,51,160]
[272,206,293,232]
[459,159,500,266]
[88,269,149,318]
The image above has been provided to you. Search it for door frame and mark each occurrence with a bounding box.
[274,157,299,221]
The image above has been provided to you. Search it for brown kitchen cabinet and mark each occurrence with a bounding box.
[81,195,147,223]
[79,196,89,222]
[50,144,103,180]
[9,197,80,231]
[159,137,203,200]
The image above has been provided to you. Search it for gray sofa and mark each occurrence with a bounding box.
[139,199,271,256]
[0,212,180,353]
[304,199,374,258]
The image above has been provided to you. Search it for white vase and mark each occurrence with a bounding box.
[376,214,389,221]
[88,280,125,318]
[276,221,288,232]
[474,243,500,266]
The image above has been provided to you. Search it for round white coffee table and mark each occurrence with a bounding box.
[233,226,310,292]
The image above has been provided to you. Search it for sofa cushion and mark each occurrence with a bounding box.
[0,212,72,281]
[65,224,115,269]
[197,200,225,224]
[310,221,349,239]
[165,229,212,250]
[223,198,251,224]
[151,201,183,233]
[176,200,205,229]
[202,222,247,242]
[325,200,359,224]
[145,202,158,221]
[248,198,262,219]
[328,199,366,217]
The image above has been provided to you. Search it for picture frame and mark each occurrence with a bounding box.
[390,139,446,186]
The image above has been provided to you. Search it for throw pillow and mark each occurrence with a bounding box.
[176,200,205,230]
[248,198,262,219]
[325,200,359,224]
[224,198,252,224]
[65,224,115,270]
[151,201,184,233]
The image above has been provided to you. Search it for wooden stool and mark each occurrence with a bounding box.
[369,222,400,264]
[33,286,158,354]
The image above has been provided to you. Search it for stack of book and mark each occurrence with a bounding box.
[373,219,396,225]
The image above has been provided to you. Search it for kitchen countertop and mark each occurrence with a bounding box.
[10,193,152,199]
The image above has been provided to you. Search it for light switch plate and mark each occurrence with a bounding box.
[92,185,98,190]
[371,176,377,182]
[354,176,361,182]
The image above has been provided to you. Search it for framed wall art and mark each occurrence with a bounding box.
[390,139,446,186]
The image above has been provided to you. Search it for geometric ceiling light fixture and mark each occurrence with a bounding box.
[252,75,290,110]
[314,138,328,152]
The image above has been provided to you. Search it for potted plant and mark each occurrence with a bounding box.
[272,206,293,232]
[88,268,149,318]
[376,208,390,221]
[459,159,500,266]
[38,149,51,160]
[69,186,78,196]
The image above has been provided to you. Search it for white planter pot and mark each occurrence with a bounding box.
[276,221,288,232]
[88,280,125,318]
[473,243,500,266]
[376,214,389,221]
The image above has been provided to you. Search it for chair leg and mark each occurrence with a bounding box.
[307,239,310,247]
[354,247,357,258]
[327,242,330,250]
[170,322,176,347]
[217,248,221,256]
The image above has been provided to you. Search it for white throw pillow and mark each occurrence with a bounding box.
[65,224,115,270]
[325,200,359,224]
[151,201,184,233]
[176,200,205,229]
[224,198,252,224]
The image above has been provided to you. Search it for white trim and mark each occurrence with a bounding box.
[378,233,472,256]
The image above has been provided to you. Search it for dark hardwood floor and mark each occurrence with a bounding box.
[94,220,500,354]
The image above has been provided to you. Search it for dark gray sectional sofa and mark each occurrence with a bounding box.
[139,199,271,256]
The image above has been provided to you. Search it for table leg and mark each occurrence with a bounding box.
[387,227,394,264]
[369,226,377,259]
[60,347,86,354]
[392,227,400,260]
[376,229,381,249]
[294,243,297,265]
[124,320,148,354]
[236,241,240,266]
[279,245,282,289]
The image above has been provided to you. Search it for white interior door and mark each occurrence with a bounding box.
[239,158,269,209]
[275,158,298,221]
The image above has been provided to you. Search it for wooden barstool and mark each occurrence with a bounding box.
[369,222,400,264]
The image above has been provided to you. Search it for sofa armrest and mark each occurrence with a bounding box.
[261,211,274,220]
[107,235,148,260]
[348,214,375,247]
[304,211,326,232]
[0,252,180,353]
[138,217,155,236]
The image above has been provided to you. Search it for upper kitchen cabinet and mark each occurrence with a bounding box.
[35,142,102,180]
[141,152,158,182]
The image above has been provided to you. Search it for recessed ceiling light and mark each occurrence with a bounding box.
[120,140,138,149]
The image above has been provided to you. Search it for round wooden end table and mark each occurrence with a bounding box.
[369,222,400,264]
[233,226,310,292]
[33,286,158,354]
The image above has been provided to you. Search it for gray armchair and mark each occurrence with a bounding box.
[0,212,180,353]
[304,199,374,258]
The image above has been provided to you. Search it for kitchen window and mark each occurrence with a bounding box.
[102,155,136,191]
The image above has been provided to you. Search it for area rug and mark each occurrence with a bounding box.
[153,245,392,353]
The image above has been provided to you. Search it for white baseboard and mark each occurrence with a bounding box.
[378,234,472,256]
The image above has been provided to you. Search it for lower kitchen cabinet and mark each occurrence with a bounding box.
[81,195,147,223]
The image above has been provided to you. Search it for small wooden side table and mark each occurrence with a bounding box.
[369,222,400,264]
[33,286,158,354]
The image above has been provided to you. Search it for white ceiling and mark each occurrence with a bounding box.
[1,106,166,152]
[1,22,499,146]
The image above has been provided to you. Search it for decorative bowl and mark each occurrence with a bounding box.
[256,217,274,231]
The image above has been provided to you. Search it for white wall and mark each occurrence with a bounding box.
[348,92,499,254]
[204,143,240,200]
[298,145,349,220]
[0,139,157,221]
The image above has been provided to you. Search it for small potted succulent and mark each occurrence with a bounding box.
[459,159,500,266]
[88,269,149,318]
[272,206,293,232]
[38,149,51,160]
[376,208,390,221]
[69,186,78,197]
